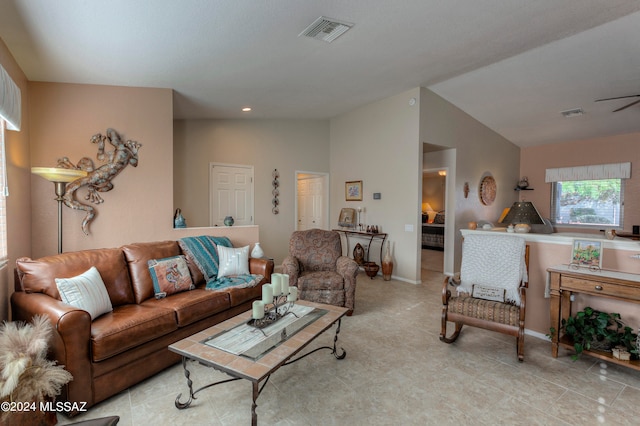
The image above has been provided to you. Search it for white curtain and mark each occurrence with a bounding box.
[545,162,631,182]
[0,64,21,131]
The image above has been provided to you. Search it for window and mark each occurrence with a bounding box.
[550,178,624,227]
[0,119,6,264]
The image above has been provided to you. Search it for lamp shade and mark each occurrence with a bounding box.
[500,201,544,225]
[32,167,87,183]
[422,202,434,212]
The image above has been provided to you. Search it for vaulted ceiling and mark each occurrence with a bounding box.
[1,0,639,147]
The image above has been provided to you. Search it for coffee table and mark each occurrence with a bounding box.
[168,300,348,425]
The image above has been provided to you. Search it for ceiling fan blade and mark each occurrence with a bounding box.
[595,94,640,102]
[612,98,640,112]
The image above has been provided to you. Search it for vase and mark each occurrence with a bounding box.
[251,242,265,258]
[224,216,234,226]
[353,243,365,265]
[382,241,393,281]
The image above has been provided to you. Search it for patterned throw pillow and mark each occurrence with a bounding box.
[216,245,250,278]
[55,266,113,320]
[148,255,194,299]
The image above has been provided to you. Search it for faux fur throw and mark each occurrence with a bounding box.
[457,234,527,305]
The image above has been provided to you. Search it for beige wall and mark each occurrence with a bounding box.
[422,174,446,212]
[520,132,640,234]
[331,88,423,282]
[1,38,31,321]
[173,119,330,265]
[420,88,521,273]
[28,83,260,261]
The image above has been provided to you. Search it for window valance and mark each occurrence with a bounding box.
[545,162,631,183]
[0,64,21,131]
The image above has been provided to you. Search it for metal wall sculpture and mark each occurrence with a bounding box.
[57,128,142,234]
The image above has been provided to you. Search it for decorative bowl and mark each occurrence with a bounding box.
[363,262,379,279]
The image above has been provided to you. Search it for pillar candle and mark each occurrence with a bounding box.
[287,286,298,302]
[271,274,282,295]
[281,274,289,294]
[262,283,273,304]
[252,300,265,319]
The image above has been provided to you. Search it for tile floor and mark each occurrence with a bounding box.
[59,269,640,425]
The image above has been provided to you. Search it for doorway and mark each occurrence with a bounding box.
[422,168,447,272]
[295,172,329,231]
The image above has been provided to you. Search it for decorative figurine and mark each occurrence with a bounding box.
[57,128,142,235]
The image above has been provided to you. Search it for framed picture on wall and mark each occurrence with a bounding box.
[570,239,602,270]
[345,181,363,201]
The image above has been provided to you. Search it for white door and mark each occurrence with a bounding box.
[210,164,254,226]
[308,177,324,229]
[297,179,309,230]
[296,174,326,230]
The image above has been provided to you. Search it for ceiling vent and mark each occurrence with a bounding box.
[560,108,584,118]
[299,16,353,43]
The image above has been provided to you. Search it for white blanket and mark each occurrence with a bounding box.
[458,234,527,305]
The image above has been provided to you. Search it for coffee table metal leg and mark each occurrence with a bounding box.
[283,319,347,364]
[175,357,242,409]
[251,381,259,426]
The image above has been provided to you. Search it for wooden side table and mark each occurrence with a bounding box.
[548,265,640,370]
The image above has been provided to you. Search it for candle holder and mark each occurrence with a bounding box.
[248,294,297,329]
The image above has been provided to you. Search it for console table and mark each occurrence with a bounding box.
[333,229,387,263]
[548,265,640,370]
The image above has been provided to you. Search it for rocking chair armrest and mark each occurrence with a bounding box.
[442,276,452,305]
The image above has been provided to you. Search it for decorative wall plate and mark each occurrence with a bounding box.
[479,175,496,206]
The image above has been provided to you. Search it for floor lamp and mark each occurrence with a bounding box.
[31,167,88,254]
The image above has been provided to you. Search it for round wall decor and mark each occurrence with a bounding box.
[479,175,497,206]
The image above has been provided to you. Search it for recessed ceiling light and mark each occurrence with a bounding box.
[242,107,252,112]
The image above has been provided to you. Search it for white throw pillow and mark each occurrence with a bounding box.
[55,266,113,320]
[217,245,250,278]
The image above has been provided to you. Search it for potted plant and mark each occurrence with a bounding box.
[0,315,73,426]
[550,306,639,361]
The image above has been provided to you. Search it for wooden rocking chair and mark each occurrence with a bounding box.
[440,234,530,362]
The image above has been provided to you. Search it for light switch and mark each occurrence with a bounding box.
[404,224,414,232]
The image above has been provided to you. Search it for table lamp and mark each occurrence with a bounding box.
[32,167,88,253]
[499,201,544,233]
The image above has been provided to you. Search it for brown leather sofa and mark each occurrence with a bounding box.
[11,239,273,414]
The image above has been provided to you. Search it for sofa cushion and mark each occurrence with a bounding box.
[16,248,134,306]
[148,255,194,298]
[122,241,181,304]
[141,288,230,327]
[90,304,178,362]
[55,266,113,320]
[217,245,250,277]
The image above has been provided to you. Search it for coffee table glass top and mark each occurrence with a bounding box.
[203,304,327,361]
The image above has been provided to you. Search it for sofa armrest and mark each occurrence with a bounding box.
[11,291,94,408]
[249,257,274,282]
[281,256,300,287]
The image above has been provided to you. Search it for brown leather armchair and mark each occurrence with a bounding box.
[282,229,358,315]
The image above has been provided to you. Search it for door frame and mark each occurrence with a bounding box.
[294,171,330,231]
